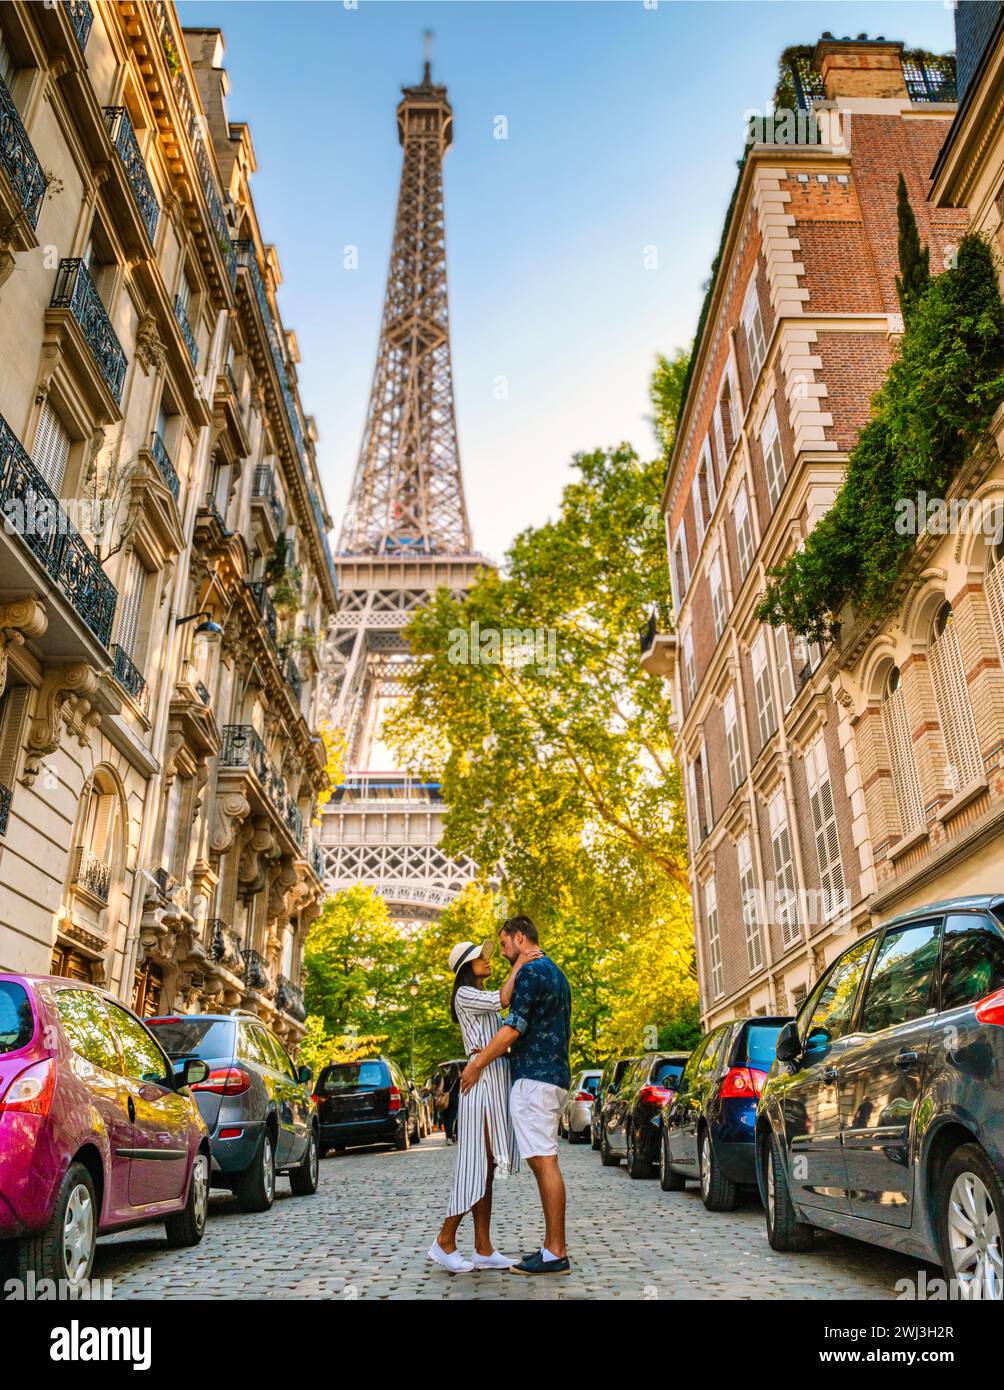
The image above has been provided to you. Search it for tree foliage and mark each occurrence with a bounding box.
[895,172,930,325]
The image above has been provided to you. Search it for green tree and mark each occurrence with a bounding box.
[649,348,690,457]
[895,172,930,325]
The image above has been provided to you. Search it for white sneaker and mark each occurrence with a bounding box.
[471,1249,517,1270]
[427,1241,474,1273]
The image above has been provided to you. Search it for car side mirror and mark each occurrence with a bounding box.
[176,1058,209,1089]
[775,1021,802,1064]
[298,1065,312,1085]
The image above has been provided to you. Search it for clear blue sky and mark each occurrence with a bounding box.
[179,0,955,560]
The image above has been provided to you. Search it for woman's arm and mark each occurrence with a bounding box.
[499,950,542,1009]
[460,1025,520,1093]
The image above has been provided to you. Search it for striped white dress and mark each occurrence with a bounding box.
[446,986,520,1217]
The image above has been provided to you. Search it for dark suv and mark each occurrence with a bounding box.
[757,896,1004,1298]
[147,1011,318,1213]
[313,1058,420,1154]
[600,1051,689,1177]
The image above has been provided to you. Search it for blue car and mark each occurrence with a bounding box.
[660,1016,792,1209]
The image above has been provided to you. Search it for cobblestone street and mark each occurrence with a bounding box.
[94,1134,937,1300]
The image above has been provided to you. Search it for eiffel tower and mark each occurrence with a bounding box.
[319,48,487,923]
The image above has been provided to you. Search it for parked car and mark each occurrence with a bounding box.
[756,896,1004,1298]
[0,973,211,1292]
[558,1069,601,1143]
[591,1055,637,1151]
[661,1015,792,1209]
[600,1051,689,1177]
[147,1010,319,1213]
[312,1057,421,1154]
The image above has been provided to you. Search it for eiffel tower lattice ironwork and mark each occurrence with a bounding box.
[319,54,489,922]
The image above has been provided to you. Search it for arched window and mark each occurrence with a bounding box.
[881,666,924,834]
[73,770,122,905]
[928,602,983,792]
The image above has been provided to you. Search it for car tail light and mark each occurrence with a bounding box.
[975,987,1004,1027]
[388,1085,401,1113]
[311,1093,324,1107]
[191,1066,251,1096]
[719,1066,767,1099]
[218,1128,243,1140]
[146,1017,182,1026]
[0,1058,55,1117]
[638,1084,675,1106]
[575,1091,594,1103]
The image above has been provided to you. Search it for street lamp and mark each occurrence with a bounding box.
[408,975,420,1083]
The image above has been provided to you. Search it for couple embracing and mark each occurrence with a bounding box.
[426,914,572,1277]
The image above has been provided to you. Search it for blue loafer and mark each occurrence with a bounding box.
[510,1250,571,1276]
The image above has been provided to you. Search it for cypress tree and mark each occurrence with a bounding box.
[895,172,930,323]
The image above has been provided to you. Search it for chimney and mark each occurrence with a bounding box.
[813,37,908,100]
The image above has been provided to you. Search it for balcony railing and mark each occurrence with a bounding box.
[73,846,110,902]
[276,975,306,1022]
[282,652,302,702]
[234,241,305,464]
[111,644,149,714]
[173,295,198,366]
[103,107,159,245]
[149,430,180,500]
[50,259,127,405]
[310,836,323,880]
[0,74,47,230]
[0,411,117,646]
[0,782,11,836]
[208,918,243,974]
[252,465,284,532]
[64,1,93,51]
[248,580,278,649]
[220,724,301,840]
[242,948,271,995]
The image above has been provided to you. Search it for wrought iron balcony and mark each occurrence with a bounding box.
[111,644,149,714]
[64,1,93,50]
[248,580,278,649]
[50,260,127,404]
[639,611,657,656]
[234,241,305,466]
[173,295,198,366]
[0,782,11,837]
[276,975,306,1023]
[242,948,271,995]
[285,799,304,845]
[220,724,299,837]
[311,839,323,880]
[0,73,47,230]
[103,107,159,245]
[0,411,117,646]
[252,465,284,532]
[208,918,243,974]
[149,430,180,500]
[283,652,302,702]
[73,846,111,903]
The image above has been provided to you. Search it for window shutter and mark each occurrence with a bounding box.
[682,628,696,702]
[882,682,924,833]
[929,614,983,790]
[760,403,786,509]
[768,788,799,947]
[705,877,723,999]
[743,282,767,380]
[724,686,744,790]
[738,833,763,974]
[804,732,845,921]
[699,738,713,833]
[733,482,754,577]
[710,553,726,639]
[751,629,776,744]
[986,558,1004,667]
[774,624,796,709]
[33,401,71,493]
[713,401,727,477]
[115,551,146,658]
[691,474,705,545]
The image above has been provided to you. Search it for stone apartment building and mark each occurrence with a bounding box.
[645,37,967,1027]
[0,2,337,1044]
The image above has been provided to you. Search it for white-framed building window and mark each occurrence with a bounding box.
[751,628,777,745]
[804,731,845,922]
[768,786,800,948]
[724,686,744,791]
[691,473,706,546]
[705,875,724,1000]
[929,601,983,791]
[761,401,786,509]
[670,522,690,612]
[733,479,754,579]
[699,735,713,834]
[881,666,924,835]
[686,759,700,848]
[773,623,797,709]
[726,356,741,438]
[742,279,767,381]
[709,550,727,641]
[33,400,72,494]
[681,626,696,703]
[713,400,727,477]
[738,832,763,974]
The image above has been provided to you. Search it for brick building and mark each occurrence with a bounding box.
[645,38,966,1025]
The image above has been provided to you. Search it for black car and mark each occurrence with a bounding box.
[147,1010,319,1213]
[757,896,1004,1298]
[661,1015,791,1209]
[591,1055,637,1150]
[313,1057,422,1154]
[600,1051,689,1177]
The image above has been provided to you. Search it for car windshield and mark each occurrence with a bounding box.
[146,1018,234,1058]
[0,982,33,1054]
[318,1061,387,1092]
[654,1061,684,1087]
[742,1022,786,1071]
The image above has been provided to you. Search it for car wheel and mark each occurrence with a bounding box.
[17,1161,97,1293]
[939,1143,1003,1300]
[600,1126,621,1167]
[165,1152,211,1247]
[764,1130,813,1252]
[626,1124,651,1179]
[659,1130,687,1192]
[394,1120,410,1151]
[232,1127,276,1214]
[289,1126,320,1197]
[699,1129,738,1211]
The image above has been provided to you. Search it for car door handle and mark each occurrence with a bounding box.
[895,1049,919,1068]
[822,1066,839,1085]
[127,1096,136,1122]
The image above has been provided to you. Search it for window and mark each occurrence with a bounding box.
[742,279,767,380]
[700,437,717,514]
[760,402,786,509]
[773,624,797,709]
[751,628,776,744]
[804,731,845,921]
[0,27,14,90]
[709,551,727,640]
[800,936,875,1049]
[238,1021,271,1068]
[738,832,763,973]
[768,787,799,947]
[881,667,924,834]
[670,523,690,612]
[928,602,983,791]
[713,400,727,476]
[0,981,32,1053]
[33,401,72,494]
[106,1002,170,1085]
[985,536,1004,667]
[733,480,754,578]
[940,913,1004,1012]
[52,988,119,1072]
[699,737,713,833]
[726,358,741,439]
[859,920,941,1033]
[681,627,696,703]
[705,877,723,1000]
[115,550,147,659]
[691,473,706,545]
[724,687,744,790]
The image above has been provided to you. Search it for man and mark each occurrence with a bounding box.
[460,914,572,1276]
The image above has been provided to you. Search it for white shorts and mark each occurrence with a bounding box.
[510,1078,569,1159]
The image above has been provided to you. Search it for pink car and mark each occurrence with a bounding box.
[0,973,211,1291]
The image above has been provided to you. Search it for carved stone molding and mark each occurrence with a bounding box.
[135,313,166,375]
[23,662,100,785]
[210,789,250,854]
[0,598,47,697]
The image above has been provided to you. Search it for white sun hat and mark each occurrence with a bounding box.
[448,938,495,974]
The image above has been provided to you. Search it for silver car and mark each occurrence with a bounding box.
[559,1069,601,1143]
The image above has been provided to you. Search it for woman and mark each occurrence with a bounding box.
[426,938,522,1273]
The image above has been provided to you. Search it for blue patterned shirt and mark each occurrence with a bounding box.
[506,954,571,1090]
